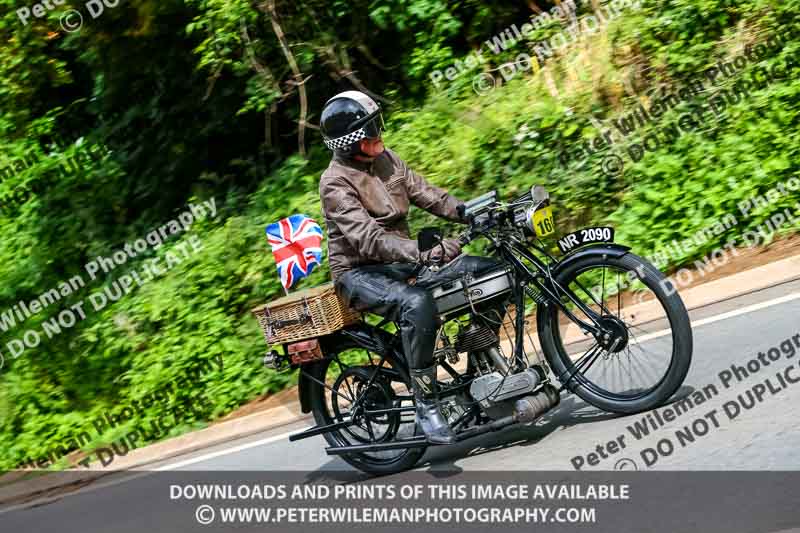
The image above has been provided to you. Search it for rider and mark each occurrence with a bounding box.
[319,90,494,445]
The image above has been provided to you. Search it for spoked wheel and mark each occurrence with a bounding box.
[537,252,693,414]
[308,348,426,475]
[331,366,401,444]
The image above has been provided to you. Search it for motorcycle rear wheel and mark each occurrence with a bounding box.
[308,349,427,475]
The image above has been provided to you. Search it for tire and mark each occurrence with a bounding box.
[537,252,693,414]
[308,353,427,476]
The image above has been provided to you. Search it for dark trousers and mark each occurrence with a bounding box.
[334,255,505,369]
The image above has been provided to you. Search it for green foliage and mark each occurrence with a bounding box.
[1,0,799,470]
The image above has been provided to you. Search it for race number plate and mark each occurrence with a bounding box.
[557,226,615,254]
[532,206,555,238]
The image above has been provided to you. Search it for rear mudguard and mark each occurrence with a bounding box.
[296,322,407,414]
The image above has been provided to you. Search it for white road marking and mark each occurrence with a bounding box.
[568,291,800,356]
[0,426,307,517]
[155,429,302,471]
[633,291,800,344]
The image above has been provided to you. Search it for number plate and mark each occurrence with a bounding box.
[557,226,615,254]
[532,206,555,237]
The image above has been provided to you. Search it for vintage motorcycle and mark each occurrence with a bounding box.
[262,185,693,475]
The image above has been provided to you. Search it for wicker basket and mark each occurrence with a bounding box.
[252,282,361,345]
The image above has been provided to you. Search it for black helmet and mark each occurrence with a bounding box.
[320,91,384,156]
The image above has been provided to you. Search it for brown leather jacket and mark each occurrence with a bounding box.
[319,148,464,281]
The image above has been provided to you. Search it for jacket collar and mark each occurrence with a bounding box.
[333,153,378,174]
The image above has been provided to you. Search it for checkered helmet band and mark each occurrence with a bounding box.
[323,128,367,150]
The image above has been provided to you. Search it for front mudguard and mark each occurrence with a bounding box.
[296,322,407,414]
[548,243,631,281]
[535,242,632,326]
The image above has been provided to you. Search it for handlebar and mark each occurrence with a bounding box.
[455,186,543,246]
[459,190,497,220]
[512,190,533,204]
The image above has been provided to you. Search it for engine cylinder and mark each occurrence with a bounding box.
[454,323,498,353]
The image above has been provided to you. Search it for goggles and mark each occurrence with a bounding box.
[323,110,385,151]
[349,109,384,139]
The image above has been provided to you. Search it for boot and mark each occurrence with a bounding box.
[410,365,457,445]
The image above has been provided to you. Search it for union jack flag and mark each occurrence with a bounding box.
[266,214,324,290]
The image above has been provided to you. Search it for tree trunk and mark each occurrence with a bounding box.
[258,0,309,158]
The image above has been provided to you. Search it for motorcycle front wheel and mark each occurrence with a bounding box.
[537,252,693,414]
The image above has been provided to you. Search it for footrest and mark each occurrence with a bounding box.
[325,436,430,455]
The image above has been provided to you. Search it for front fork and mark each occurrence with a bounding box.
[502,245,608,338]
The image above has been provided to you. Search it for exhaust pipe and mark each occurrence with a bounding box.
[454,384,561,442]
[513,384,560,423]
